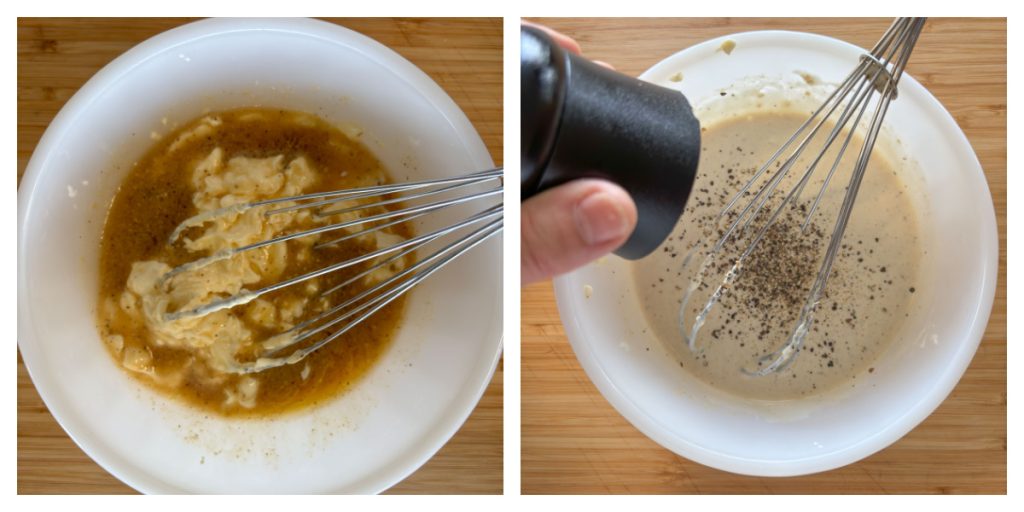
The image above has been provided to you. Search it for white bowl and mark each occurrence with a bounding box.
[18,18,502,493]
[554,31,997,476]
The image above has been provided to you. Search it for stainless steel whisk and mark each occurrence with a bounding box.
[161,167,503,374]
[678,17,926,375]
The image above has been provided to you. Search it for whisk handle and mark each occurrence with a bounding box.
[520,25,701,259]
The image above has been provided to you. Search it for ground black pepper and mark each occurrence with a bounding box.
[633,110,922,400]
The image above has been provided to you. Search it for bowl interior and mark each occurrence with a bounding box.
[18,18,501,493]
[555,30,996,476]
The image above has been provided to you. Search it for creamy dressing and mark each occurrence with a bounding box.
[632,110,923,400]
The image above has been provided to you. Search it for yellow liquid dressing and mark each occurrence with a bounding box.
[98,108,412,416]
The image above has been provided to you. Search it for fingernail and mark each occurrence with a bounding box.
[574,191,631,246]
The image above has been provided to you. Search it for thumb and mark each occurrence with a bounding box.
[521,179,638,285]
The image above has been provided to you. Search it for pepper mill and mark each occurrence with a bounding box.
[521,25,702,259]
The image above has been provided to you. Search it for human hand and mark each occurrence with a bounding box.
[520,22,638,285]
[521,179,638,285]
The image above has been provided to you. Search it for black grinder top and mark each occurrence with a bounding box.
[521,25,701,260]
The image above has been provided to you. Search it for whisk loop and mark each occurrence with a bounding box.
[678,18,925,375]
[159,167,503,373]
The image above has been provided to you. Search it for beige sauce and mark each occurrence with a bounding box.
[633,111,922,400]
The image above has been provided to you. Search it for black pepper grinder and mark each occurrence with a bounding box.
[521,25,702,259]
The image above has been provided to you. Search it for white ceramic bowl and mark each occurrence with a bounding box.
[18,18,502,493]
[554,31,997,476]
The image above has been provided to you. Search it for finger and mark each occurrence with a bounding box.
[521,20,582,55]
[521,179,638,285]
[592,60,616,70]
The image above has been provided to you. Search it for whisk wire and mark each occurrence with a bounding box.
[159,176,501,294]
[165,160,504,373]
[261,167,503,216]
[245,216,504,374]
[316,176,495,217]
[679,17,925,375]
[164,194,502,322]
[745,18,924,375]
[264,214,502,355]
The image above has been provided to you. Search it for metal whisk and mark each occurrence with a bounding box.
[678,17,925,375]
[160,167,503,374]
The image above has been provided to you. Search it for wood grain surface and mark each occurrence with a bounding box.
[522,17,1006,495]
[17,17,502,495]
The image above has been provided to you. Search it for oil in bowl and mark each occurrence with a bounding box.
[98,107,413,417]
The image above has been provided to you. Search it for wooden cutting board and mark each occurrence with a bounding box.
[522,17,1006,494]
[17,17,502,495]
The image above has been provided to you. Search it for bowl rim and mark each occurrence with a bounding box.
[17,17,502,493]
[555,29,998,477]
